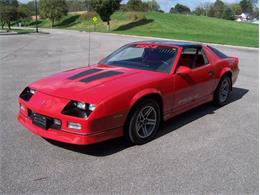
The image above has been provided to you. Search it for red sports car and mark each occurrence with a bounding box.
[18,41,239,145]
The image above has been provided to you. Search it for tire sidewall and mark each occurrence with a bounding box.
[126,99,161,145]
[214,75,232,106]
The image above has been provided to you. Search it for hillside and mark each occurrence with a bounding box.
[29,11,259,47]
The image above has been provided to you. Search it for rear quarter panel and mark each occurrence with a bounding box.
[204,46,239,89]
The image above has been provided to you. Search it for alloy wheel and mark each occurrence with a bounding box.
[219,79,230,103]
[135,106,157,139]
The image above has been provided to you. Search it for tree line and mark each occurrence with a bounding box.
[0,0,258,31]
[194,0,258,20]
[0,0,161,30]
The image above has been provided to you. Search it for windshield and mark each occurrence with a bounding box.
[100,44,178,73]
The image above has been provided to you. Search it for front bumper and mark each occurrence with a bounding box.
[17,90,123,145]
[18,112,122,145]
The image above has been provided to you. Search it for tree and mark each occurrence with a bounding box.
[0,0,19,30]
[222,7,235,20]
[66,0,88,12]
[194,2,212,16]
[170,3,191,15]
[18,2,35,18]
[207,5,215,17]
[213,0,225,18]
[91,0,121,31]
[194,7,206,16]
[239,0,253,13]
[146,0,160,11]
[231,4,242,15]
[39,0,68,27]
[1,0,18,7]
[252,9,259,18]
[126,0,159,12]
[127,0,145,11]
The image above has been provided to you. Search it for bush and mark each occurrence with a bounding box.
[170,4,191,15]
[222,7,235,20]
[80,11,98,20]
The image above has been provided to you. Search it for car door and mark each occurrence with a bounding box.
[173,46,217,112]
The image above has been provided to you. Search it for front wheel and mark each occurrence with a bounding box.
[213,75,232,106]
[124,99,161,145]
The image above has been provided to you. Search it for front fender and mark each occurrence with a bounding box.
[130,88,162,107]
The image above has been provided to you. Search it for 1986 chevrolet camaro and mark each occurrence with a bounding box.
[18,41,239,145]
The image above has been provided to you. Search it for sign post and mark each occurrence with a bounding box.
[34,0,39,33]
[92,16,98,31]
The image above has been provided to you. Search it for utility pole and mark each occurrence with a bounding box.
[35,0,39,33]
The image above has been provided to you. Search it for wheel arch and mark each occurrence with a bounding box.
[220,68,232,80]
[219,68,233,90]
[124,89,164,128]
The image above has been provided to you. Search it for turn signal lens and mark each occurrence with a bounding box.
[68,122,82,130]
[54,119,61,126]
[20,104,26,111]
[89,104,96,111]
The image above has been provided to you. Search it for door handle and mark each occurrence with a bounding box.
[208,70,215,76]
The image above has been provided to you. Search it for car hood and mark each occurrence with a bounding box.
[29,64,165,104]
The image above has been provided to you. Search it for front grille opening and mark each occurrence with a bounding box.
[28,109,61,130]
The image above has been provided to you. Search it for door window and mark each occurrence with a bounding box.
[177,47,209,69]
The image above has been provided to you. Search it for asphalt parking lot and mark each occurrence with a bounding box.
[0,29,258,194]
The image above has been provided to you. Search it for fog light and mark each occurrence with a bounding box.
[54,119,61,126]
[68,122,82,130]
[20,104,26,111]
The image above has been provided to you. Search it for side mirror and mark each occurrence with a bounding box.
[176,66,192,76]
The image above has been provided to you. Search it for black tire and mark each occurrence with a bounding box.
[213,75,232,106]
[124,99,161,145]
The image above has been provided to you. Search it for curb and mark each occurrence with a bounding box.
[0,31,18,35]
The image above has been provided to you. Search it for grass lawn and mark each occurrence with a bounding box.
[1,28,35,34]
[25,11,259,47]
[14,28,35,34]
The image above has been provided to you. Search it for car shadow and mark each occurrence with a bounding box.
[45,87,249,156]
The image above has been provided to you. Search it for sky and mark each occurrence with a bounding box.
[18,0,243,12]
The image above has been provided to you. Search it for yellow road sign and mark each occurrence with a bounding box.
[93,16,98,24]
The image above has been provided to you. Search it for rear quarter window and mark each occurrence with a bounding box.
[208,46,228,59]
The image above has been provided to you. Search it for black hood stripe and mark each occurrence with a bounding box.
[80,71,123,83]
[68,68,102,80]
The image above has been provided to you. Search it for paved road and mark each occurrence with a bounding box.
[0,29,258,194]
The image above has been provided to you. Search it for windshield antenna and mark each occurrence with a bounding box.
[88,26,91,66]
[88,2,91,66]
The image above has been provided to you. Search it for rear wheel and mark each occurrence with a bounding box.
[213,75,232,106]
[124,99,161,145]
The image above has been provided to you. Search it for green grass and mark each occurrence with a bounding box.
[114,12,259,48]
[26,11,259,47]
[1,28,35,34]
[14,28,35,34]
